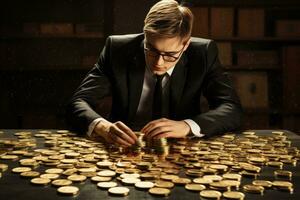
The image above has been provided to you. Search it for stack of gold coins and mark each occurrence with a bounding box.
[152,138,169,155]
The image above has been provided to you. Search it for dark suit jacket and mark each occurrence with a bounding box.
[66,33,243,138]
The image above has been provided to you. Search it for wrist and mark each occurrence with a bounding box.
[94,120,112,141]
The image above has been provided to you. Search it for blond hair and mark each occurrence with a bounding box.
[143,0,193,39]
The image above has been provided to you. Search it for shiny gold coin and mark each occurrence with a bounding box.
[0,164,8,172]
[252,180,273,188]
[222,173,241,181]
[193,178,213,185]
[135,181,154,189]
[274,170,292,178]
[223,191,245,200]
[91,176,112,182]
[31,177,51,185]
[96,161,114,168]
[108,186,130,196]
[57,186,79,196]
[172,178,191,185]
[203,175,223,182]
[12,167,31,173]
[209,181,230,191]
[40,173,60,180]
[155,180,174,188]
[161,174,179,181]
[97,181,118,189]
[45,168,64,174]
[97,170,116,177]
[121,178,141,185]
[199,190,222,199]
[67,174,87,182]
[243,184,264,194]
[62,168,77,176]
[120,173,140,179]
[149,187,171,197]
[272,181,293,188]
[1,155,18,160]
[185,184,206,191]
[20,171,40,178]
[52,179,72,187]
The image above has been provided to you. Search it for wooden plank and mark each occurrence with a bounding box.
[237,50,279,66]
[210,7,234,37]
[229,72,269,109]
[190,7,209,37]
[40,23,74,35]
[216,42,232,66]
[238,9,265,37]
[282,46,300,112]
[276,20,300,37]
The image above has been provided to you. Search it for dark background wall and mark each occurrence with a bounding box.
[0,0,300,132]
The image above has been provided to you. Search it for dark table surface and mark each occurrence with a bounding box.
[0,129,299,200]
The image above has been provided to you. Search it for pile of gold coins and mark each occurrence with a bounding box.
[0,130,299,199]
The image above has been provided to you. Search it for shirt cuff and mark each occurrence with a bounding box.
[184,119,204,138]
[87,118,108,137]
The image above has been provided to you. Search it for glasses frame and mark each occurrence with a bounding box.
[144,43,185,62]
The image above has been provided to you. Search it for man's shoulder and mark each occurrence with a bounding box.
[190,37,213,48]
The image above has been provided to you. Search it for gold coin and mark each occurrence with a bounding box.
[57,186,79,196]
[108,186,130,196]
[135,181,154,189]
[272,181,293,188]
[172,178,191,185]
[199,190,222,199]
[1,155,18,160]
[121,178,141,185]
[12,167,31,173]
[203,175,223,182]
[185,184,206,191]
[31,177,51,185]
[67,174,87,182]
[40,173,60,180]
[222,173,241,181]
[223,191,245,200]
[91,176,112,182]
[193,178,213,185]
[96,161,114,168]
[149,187,171,197]
[0,164,8,172]
[97,170,116,177]
[252,180,273,188]
[52,179,72,187]
[97,181,118,189]
[243,184,264,194]
[62,168,77,176]
[45,168,64,174]
[120,173,140,179]
[161,174,179,181]
[274,170,292,178]
[155,180,174,188]
[20,171,40,178]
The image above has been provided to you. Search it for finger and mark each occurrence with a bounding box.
[145,121,170,136]
[142,118,165,133]
[110,130,132,147]
[110,126,134,146]
[115,121,138,142]
[147,125,171,139]
[154,132,171,139]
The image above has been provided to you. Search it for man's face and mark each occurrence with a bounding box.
[144,34,190,75]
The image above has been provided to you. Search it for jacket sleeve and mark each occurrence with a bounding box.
[66,37,113,134]
[192,40,243,137]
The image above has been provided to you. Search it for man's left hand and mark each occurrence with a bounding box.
[141,118,191,139]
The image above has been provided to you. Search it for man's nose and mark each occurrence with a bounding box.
[154,55,164,66]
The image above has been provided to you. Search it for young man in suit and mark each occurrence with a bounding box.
[66,0,242,147]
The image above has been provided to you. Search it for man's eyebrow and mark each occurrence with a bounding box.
[146,42,179,54]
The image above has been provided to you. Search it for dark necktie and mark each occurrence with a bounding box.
[152,73,166,120]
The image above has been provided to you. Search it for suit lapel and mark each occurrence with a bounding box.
[127,41,146,122]
[170,53,188,118]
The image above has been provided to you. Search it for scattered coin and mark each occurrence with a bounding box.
[20,171,40,178]
[40,173,60,180]
[135,181,154,189]
[223,191,245,200]
[199,190,222,199]
[155,180,174,188]
[31,177,51,185]
[108,186,130,196]
[52,179,72,187]
[185,184,206,191]
[57,186,79,196]
[12,167,31,173]
[91,176,112,182]
[67,174,86,182]
[97,181,118,189]
[149,187,171,197]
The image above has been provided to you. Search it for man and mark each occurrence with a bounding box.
[66,0,242,147]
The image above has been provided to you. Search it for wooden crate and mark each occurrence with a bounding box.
[282,46,300,112]
[238,9,265,37]
[190,7,209,37]
[237,50,279,67]
[40,23,74,35]
[216,42,232,66]
[210,7,234,37]
[276,20,300,37]
[229,72,269,110]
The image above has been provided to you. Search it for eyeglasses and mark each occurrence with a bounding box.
[144,44,185,62]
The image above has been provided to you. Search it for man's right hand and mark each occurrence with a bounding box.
[92,120,137,147]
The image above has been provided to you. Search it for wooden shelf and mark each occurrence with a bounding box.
[0,33,104,39]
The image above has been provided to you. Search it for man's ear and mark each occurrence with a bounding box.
[183,38,191,51]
